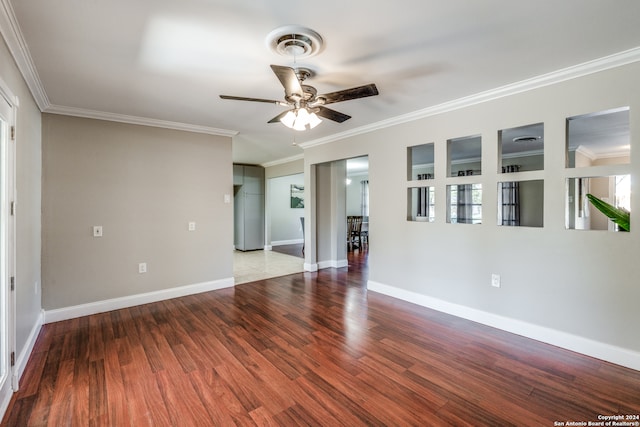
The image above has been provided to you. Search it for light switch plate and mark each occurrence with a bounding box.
[93,226,103,237]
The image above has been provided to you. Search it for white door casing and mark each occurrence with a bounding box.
[0,76,17,417]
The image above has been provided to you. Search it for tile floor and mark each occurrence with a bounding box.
[233,249,305,284]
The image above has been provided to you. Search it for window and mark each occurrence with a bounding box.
[448,184,482,224]
[497,180,544,227]
[408,186,435,222]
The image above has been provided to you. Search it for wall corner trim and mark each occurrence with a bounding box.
[43,278,234,324]
[303,263,318,272]
[367,280,640,372]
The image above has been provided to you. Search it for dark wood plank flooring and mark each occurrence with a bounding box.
[3,249,639,426]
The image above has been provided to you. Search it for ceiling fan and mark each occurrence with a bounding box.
[220,65,379,131]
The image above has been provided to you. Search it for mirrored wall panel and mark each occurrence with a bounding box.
[497,180,544,227]
[566,107,630,168]
[499,123,544,173]
[448,135,481,177]
[566,175,630,231]
[408,187,435,222]
[447,184,482,224]
[408,143,435,181]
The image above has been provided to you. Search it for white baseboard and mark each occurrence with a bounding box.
[304,259,348,271]
[1,309,44,420]
[264,245,273,251]
[318,259,348,269]
[367,280,640,372]
[271,239,304,246]
[13,309,44,389]
[44,277,235,324]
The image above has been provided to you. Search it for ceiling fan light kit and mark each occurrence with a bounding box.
[281,108,322,131]
[220,26,379,131]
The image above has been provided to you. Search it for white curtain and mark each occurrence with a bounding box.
[361,180,369,218]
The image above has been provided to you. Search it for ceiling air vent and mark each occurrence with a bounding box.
[266,25,324,59]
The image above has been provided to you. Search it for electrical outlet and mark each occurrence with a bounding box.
[491,273,501,288]
[138,263,147,274]
[188,222,196,231]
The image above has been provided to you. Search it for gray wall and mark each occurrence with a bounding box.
[264,158,303,179]
[264,159,304,247]
[268,173,304,243]
[303,62,640,358]
[313,160,347,267]
[347,173,368,216]
[0,35,42,367]
[42,114,233,309]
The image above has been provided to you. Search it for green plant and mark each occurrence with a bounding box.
[586,193,630,231]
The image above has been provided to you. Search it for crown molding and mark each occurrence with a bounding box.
[1,2,238,137]
[260,153,304,168]
[0,0,49,110]
[575,145,597,161]
[299,47,640,150]
[2,1,638,149]
[502,149,544,160]
[575,144,630,162]
[45,104,238,137]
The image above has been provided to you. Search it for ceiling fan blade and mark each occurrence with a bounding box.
[270,65,304,100]
[318,83,379,105]
[220,95,282,104]
[267,110,291,124]
[315,106,351,123]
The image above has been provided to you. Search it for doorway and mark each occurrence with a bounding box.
[233,171,305,284]
[311,156,369,270]
[346,156,369,253]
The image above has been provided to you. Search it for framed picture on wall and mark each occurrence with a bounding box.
[291,184,304,208]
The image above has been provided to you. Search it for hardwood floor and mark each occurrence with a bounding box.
[3,249,639,426]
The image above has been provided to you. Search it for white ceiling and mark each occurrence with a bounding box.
[6,0,640,165]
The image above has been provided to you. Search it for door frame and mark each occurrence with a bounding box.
[0,75,17,415]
